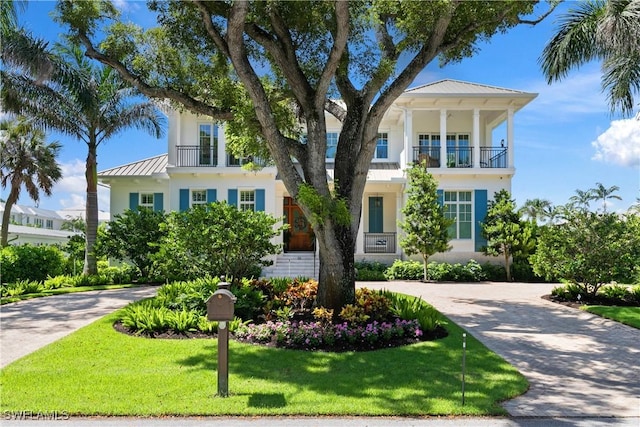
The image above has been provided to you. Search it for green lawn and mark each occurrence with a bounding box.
[582,305,640,329]
[0,311,527,416]
[0,284,139,305]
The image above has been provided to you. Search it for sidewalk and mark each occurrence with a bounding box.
[0,286,158,368]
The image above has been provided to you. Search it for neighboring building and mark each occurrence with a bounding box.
[98,79,536,277]
[0,203,79,245]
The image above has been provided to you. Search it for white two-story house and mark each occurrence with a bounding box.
[98,79,536,277]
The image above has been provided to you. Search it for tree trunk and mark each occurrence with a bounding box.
[83,140,98,275]
[422,254,429,281]
[504,249,511,282]
[0,184,20,247]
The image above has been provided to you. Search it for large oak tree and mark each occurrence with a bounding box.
[56,0,554,311]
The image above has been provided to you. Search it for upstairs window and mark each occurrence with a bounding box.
[46,219,53,229]
[375,133,388,159]
[326,132,338,158]
[198,123,218,166]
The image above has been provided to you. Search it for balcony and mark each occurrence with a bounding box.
[227,154,269,168]
[412,146,508,168]
[364,232,396,253]
[176,146,217,167]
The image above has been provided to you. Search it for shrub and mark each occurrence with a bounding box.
[551,283,584,301]
[119,300,172,335]
[231,279,267,321]
[481,262,507,281]
[598,284,631,304]
[1,244,65,283]
[43,275,75,289]
[282,278,318,312]
[355,261,388,281]
[630,285,640,305]
[167,309,200,333]
[383,291,441,332]
[384,260,423,280]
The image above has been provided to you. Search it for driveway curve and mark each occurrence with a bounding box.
[0,286,158,368]
[361,281,640,418]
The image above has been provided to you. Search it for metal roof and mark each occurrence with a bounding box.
[98,154,168,177]
[404,79,533,96]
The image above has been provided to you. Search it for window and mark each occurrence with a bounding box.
[375,133,388,159]
[45,219,53,229]
[191,190,207,207]
[198,123,218,166]
[34,218,44,228]
[140,193,154,209]
[446,134,471,167]
[239,190,255,211]
[418,134,441,148]
[326,132,338,158]
[444,191,472,239]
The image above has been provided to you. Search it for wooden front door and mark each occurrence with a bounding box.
[284,197,314,251]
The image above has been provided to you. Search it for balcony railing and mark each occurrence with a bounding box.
[176,146,217,167]
[413,146,508,168]
[480,147,507,168]
[364,232,396,253]
[227,155,269,168]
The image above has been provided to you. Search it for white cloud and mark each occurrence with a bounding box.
[592,119,640,167]
[52,159,111,211]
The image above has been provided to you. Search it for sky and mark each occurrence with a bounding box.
[4,1,640,214]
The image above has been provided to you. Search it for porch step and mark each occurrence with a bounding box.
[262,252,319,280]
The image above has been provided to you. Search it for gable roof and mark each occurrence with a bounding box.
[404,79,534,96]
[98,154,168,177]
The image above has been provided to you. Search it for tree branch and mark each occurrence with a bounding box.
[76,32,234,120]
[518,4,559,25]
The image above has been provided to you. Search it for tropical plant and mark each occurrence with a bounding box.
[519,198,553,224]
[57,0,557,313]
[153,202,282,282]
[540,0,640,117]
[0,117,62,247]
[398,165,453,280]
[1,41,165,274]
[481,190,533,281]
[95,208,167,278]
[590,182,622,212]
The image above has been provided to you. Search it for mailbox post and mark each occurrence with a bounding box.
[206,282,236,397]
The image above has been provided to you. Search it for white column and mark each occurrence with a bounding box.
[440,110,447,168]
[396,191,403,255]
[167,111,179,166]
[473,109,480,168]
[403,109,413,169]
[507,109,514,168]
[217,124,226,167]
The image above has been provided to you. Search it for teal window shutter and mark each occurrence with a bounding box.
[368,197,383,233]
[228,189,238,207]
[153,193,163,212]
[436,189,444,206]
[207,189,217,203]
[256,189,265,211]
[474,189,488,251]
[179,189,189,211]
[129,193,139,211]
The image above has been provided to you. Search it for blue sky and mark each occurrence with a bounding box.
[5,1,640,214]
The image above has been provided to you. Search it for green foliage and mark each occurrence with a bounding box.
[599,284,633,305]
[119,300,172,335]
[230,279,267,322]
[480,263,507,281]
[152,202,282,281]
[481,190,533,281]
[355,261,388,281]
[551,283,584,301]
[296,184,350,227]
[0,244,65,283]
[384,260,424,280]
[95,208,167,278]
[381,290,441,332]
[532,210,640,296]
[399,166,453,280]
[43,275,75,289]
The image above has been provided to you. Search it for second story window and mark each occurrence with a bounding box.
[46,219,53,229]
[34,218,44,228]
[140,193,154,209]
[375,132,388,159]
[239,190,255,211]
[198,124,218,166]
[191,190,207,207]
[326,132,338,159]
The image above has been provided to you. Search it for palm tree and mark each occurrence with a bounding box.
[590,182,622,212]
[519,198,553,224]
[540,0,640,117]
[0,117,62,247]
[1,42,165,274]
[568,188,594,210]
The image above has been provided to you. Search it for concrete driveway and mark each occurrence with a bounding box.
[0,286,158,368]
[361,281,640,418]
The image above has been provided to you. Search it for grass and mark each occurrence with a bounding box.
[582,305,640,329]
[0,310,527,416]
[0,284,139,305]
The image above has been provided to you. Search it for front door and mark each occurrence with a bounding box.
[284,197,314,251]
